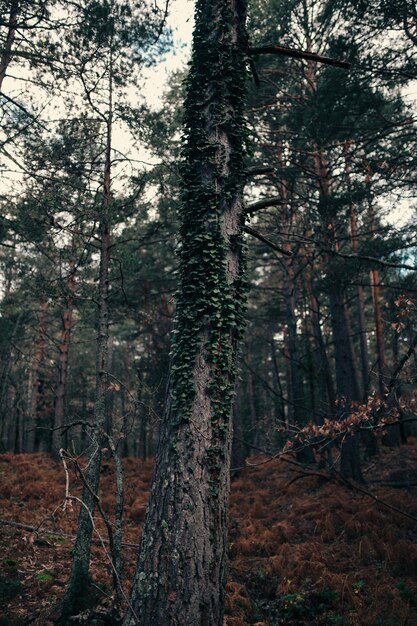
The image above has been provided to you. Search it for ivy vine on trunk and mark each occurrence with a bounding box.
[124,0,249,623]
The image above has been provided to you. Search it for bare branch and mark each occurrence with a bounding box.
[245,196,283,215]
[249,43,351,69]
[243,225,292,256]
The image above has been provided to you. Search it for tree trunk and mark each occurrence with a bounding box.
[124,0,248,622]
[270,338,286,425]
[59,53,113,622]
[313,148,362,480]
[52,269,76,454]
[282,321,293,425]
[25,297,48,453]
[370,267,387,396]
[277,141,306,431]
[0,0,18,90]
[0,309,23,451]
[349,204,370,397]
[304,269,336,419]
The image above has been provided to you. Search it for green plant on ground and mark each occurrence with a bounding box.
[279,588,338,619]
[46,533,67,543]
[352,579,365,594]
[35,571,54,583]
[280,592,307,617]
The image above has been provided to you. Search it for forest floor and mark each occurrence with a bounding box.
[1,441,417,625]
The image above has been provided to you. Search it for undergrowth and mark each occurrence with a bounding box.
[0,442,417,625]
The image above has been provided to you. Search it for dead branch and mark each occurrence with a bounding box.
[243,225,292,256]
[246,165,275,177]
[245,196,284,215]
[248,43,351,69]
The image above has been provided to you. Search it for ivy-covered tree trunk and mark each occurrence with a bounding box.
[124,0,248,624]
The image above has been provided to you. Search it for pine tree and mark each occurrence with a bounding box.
[124,0,248,622]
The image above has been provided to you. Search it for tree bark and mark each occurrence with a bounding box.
[125,0,248,622]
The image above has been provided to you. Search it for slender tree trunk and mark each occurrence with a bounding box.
[25,297,48,453]
[348,199,370,397]
[59,195,111,623]
[0,309,23,451]
[313,148,362,480]
[270,338,286,424]
[59,53,113,622]
[368,208,398,447]
[231,401,245,471]
[0,0,18,90]
[247,364,258,445]
[282,321,293,425]
[370,267,387,396]
[52,269,76,454]
[368,205,387,396]
[283,261,306,424]
[304,270,336,418]
[277,142,306,431]
[125,0,248,622]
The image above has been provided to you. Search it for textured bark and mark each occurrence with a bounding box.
[125,0,247,623]
[126,384,233,626]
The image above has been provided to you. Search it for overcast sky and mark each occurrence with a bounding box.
[143,0,194,109]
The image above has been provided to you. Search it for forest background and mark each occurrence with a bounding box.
[2,0,417,624]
